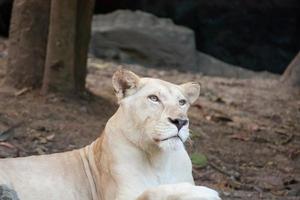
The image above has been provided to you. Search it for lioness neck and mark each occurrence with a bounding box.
[101,107,170,167]
[82,108,193,199]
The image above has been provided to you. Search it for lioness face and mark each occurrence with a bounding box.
[112,70,200,151]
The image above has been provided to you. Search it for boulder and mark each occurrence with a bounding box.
[197,52,257,78]
[90,10,276,79]
[90,10,198,70]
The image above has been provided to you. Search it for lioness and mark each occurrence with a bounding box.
[0,70,220,200]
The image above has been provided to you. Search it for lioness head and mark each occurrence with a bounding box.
[112,69,200,152]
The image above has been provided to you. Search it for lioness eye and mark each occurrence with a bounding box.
[179,99,187,106]
[148,95,159,102]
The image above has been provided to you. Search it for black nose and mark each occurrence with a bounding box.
[168,118,188,131]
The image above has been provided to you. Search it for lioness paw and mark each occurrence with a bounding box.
[172,184,221,200]
[188,186,221,200]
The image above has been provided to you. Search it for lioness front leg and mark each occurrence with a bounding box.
[137,183,221,200]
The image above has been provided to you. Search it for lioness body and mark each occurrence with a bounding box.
[0,70,220,200]
[0,150,92,199]
[0,125,192,200]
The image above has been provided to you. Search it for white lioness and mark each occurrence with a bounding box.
[0,70,220,200]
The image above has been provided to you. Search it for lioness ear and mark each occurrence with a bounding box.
[180,82,200,104]
[112,69,140,101]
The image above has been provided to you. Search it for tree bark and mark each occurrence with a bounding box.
[74,0,96,92]
[4,0,50,88]
[41,0,77,94]
[281,51,300,88]
[41,0,95,94]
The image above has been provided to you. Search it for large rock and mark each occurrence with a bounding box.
[89,10,277,79]
[90,10,198,70]
[197,52,257,78]
[196,52,277,78]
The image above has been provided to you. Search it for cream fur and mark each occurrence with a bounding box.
[0,70,220,200]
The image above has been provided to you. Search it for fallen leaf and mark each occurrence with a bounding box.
[0,131,11,141]
[46,134,55,141]
[0,122,23,141]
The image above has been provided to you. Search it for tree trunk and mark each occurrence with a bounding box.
[41,0,77,94]
[4,0,50,88]
[281,51,300,88]
[74,0,96,92]
[41,0,95,94]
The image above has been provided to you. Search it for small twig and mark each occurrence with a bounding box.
[209,161,241,180]
[226,178,262,192]
[14,87,31,96]
[0,142,16,149]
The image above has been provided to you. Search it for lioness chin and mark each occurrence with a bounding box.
[0,70,221,200]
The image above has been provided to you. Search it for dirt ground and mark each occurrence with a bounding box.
[0,56,299,200]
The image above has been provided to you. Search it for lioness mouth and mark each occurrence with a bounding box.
[161,134,183,142]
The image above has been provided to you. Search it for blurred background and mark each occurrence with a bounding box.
[0,1,299,200]
[1,0,299,73]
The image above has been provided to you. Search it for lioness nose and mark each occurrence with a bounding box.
[168,118,188,131]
